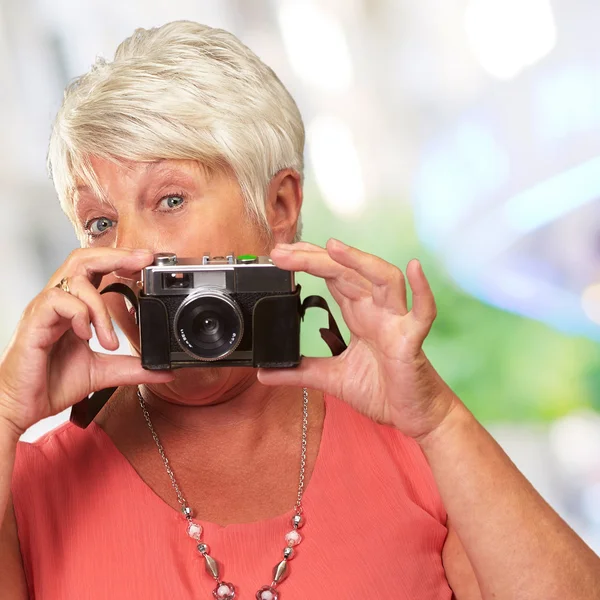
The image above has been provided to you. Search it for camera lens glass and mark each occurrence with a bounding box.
[194,314,220,338]
[175,292,243,361]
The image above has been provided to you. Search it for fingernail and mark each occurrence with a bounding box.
[111,330,119,345]
[273,245,293,253]
[133,249,153,256]
[329,238,347,248]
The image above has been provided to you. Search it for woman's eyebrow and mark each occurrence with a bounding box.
[74,184,97,197]
[143,159,191,177]
[144,159,166,173]
[143,159,208,183]
[144,164,196,183]
[73,189,114,218]
[74,183,108,202]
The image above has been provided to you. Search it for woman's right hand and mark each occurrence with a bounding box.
[0,248,174,437]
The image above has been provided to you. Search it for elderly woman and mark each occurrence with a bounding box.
[0,21,598,600]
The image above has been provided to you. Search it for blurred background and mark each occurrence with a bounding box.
[2,0,600,552]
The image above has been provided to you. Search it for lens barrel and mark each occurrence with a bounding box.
[174,291,243,361]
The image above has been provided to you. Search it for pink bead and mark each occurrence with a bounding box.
[213,582,235,600]
[187,522,203,540]
[256,586,279,600]
[285,530,302,547]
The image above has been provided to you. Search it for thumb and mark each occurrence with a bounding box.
[90,353,174,390]
[257,357,340,395]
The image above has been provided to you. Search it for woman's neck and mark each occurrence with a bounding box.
[140,377,307,441]
[96,374,322,462]
[95,375,325,525]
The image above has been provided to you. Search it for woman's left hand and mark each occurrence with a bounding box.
[257,239,460,441]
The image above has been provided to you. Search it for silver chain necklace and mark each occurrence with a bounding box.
[137,387,309,600]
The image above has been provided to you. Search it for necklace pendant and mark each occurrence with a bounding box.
[213,581,236,599]
[256,586,279,600]
[187,521,202,540]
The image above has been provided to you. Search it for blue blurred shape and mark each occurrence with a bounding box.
[414,119,509,248]
[504,155,600,234]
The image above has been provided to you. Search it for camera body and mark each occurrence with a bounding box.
[138,252,301,370]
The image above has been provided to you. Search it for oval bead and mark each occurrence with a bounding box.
[272,559,288,583]
[204,554,220,579]
[283,547,294,560]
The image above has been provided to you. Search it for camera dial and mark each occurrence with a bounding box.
[154,253,178,266]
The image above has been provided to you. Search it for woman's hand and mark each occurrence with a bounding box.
[258,239,459,440]
[0,248,173,437]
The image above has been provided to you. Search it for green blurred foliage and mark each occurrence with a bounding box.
[298,188,600,423]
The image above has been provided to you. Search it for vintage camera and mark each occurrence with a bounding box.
[138,252,301,369]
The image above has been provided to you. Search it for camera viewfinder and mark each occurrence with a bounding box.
[163,272,193,289]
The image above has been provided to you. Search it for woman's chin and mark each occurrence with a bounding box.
[156,365,223,391]
[144,364,256,406]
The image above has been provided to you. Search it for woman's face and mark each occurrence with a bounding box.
[72,156,301,404]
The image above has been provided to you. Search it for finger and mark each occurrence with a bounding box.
[325,238,399,286]
[275,241,325,253]
[78,250,154,286]
[326,239,408,314]
[285,243,373,304]
[372,269,407,315]
[67,275,118,351]
[271,245,372,294]
[406,260,437,331]
[257,357,342,396]
[272,248,372,308]
[90,353,174,391]
[271,245,345,278]
[49,248,154,289]
[29,288,93,344]
[277,250,372,306]
[52,297,93,342]
[326,277,370,304]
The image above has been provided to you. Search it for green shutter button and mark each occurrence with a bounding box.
[237,254,258,264]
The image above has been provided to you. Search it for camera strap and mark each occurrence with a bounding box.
[69,284,347,428]
[69,283,138,429]
[299,294,347,357]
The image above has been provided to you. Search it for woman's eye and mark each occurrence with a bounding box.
[86,217,115,236]
[158,195,186,210]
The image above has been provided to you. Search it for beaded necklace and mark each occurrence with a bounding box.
[137,388,308,600]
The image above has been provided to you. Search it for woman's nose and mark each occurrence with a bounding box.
[113,218,156,253]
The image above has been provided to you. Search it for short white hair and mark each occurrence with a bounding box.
[48,20,305,240]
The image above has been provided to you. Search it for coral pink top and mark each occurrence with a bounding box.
[12,395,452,599]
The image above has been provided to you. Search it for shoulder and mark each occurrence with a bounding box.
[14,420,96,473]
[12,420,106,512]
[12,420,118,562]
[324,394,447,524]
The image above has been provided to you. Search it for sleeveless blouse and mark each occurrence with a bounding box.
[12,394,452,599]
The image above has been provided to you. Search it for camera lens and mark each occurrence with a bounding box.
[174,291,243,361]
[194,314,220,338]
